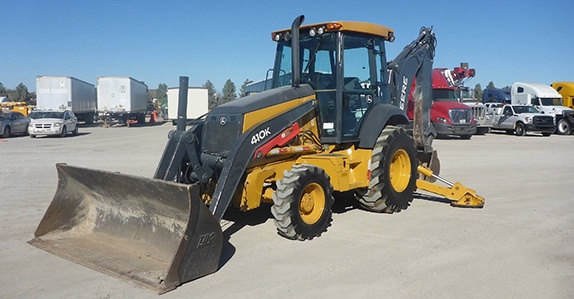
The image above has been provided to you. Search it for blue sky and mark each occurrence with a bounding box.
[1,0,572,94]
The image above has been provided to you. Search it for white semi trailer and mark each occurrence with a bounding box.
[97,77,148,124]
[36,76,97,124]
[166,87,208,124]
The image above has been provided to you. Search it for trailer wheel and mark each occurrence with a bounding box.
[355,126,417,213]
[271,164,333,241]
[515,123,526,136]
[556,119,571,135]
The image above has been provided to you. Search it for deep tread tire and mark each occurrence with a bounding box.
[557,119,571,135]
[515,123,525,136]
[271,164,334,241]
[355,126,417,213]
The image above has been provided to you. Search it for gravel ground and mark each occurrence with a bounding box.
[1,123,572,299]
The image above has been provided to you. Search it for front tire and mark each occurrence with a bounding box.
[60,126,67,138]
[556,119,571,135]
[271,164,334,241]
[515,123,526,136]
[2,126,11,138]
[355,126,417,213]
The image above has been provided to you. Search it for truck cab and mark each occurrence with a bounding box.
[551,82,574,110]
[418,69,477,139]
[511,82,574,135]
[482,88,511,104]
[458,86,492,135]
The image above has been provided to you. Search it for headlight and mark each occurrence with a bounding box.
[435,117,448,123]
[53,123,62,128]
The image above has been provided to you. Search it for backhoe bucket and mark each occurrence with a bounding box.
[28,163,223,294]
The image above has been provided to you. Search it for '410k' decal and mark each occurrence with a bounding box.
[251,127,271,145]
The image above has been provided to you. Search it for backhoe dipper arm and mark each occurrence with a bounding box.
[387,27,437,153]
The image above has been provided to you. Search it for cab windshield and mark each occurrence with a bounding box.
[272,32,338,89]
[433,89,458,102]
[29,111,64,119]
[539,98,562,106]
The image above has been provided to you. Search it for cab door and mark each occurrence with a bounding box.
[340,35,385,141]
[10,112,26,133]
[498,106,514,129]
[64,111,78,132]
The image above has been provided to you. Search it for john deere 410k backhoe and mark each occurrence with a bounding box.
[29,15,484,294]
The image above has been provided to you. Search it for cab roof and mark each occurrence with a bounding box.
[272,21,395,41]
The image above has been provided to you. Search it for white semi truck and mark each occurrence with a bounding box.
[97,77,148,124]
[511,82,574,135]
[166,87,208,124]
[36,76,97,124]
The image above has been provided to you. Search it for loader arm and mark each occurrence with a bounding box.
[209,99,317,220]
[416,165,484,207]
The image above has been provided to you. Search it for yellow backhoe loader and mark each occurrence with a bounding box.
[29,15,484,294]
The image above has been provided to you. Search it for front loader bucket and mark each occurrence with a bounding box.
[28,163,223,294]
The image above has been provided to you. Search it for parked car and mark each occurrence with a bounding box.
[1,111,31,137]
[28,109,78,138]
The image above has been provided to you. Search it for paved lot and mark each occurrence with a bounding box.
[1,123,572,298]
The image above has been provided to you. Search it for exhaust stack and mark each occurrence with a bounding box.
[291,15,305,87]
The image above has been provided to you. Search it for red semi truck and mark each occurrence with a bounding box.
[408,69,476,139]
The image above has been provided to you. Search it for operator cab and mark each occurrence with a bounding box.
[271,22,394,143]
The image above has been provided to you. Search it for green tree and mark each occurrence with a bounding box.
[220,79,236,105]
[0,82,6,97]
[156,83,168,103]
[502,86,511,90]
[474,83,483,101]
[239,79,254,97]
[486,81,496,90]
[203,80,218,110]
[12,83,29,102]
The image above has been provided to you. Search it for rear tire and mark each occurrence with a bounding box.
[515,123,526,136]
[542,132,551,137]
[271,164,334,241]
[460,134,472,140]
[72,125,78,136]
[355,126,417,213]
[556,119,571,135]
